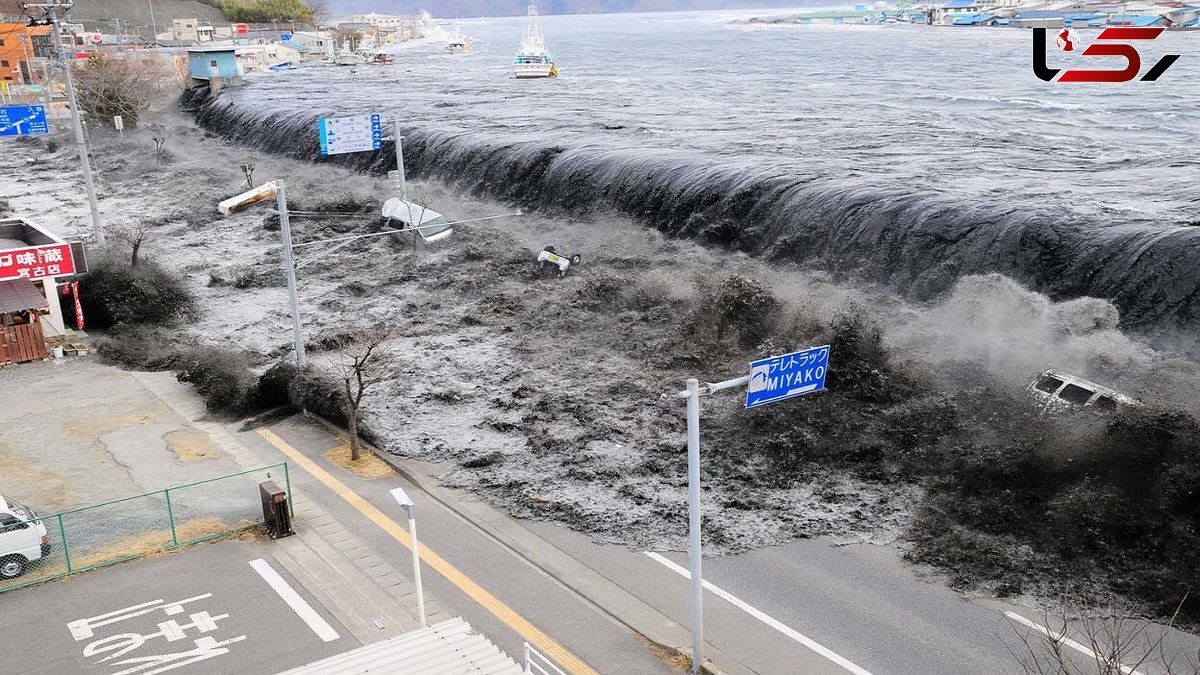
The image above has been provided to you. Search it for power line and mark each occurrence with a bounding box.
[20,0,105,247]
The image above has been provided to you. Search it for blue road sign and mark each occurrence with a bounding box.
[317,113,383,156]
[745,344,830,409]
[0,105,49,137]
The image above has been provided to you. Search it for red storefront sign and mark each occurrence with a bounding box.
[235,23,250,35]
[0,243,76,281]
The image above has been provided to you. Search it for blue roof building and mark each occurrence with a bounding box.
[1106,14,1169,26]
[187,46,244,91]
[1064,12,1108,26]
[951,12,999,24]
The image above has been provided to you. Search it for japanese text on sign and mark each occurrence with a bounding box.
[67,593,246,675]
[317,113,383,156]
[745,344,830,409]
[0,243,76,281]
[0,105,50,136]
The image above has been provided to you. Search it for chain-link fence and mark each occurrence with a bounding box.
[0,463,290,593]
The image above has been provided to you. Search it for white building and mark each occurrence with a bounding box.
[159,18,215,43]
[287,31,336,59]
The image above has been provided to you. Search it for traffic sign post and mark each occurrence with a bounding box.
[675,345,831,674]
[745,345,829,408]
[0,105,50,137]
[317,113,383,156]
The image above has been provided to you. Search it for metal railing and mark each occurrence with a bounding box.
[0,463,289,593]
[524,642,568,675]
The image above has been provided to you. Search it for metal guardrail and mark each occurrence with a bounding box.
[524,642,568,675]
[0,462,289,593]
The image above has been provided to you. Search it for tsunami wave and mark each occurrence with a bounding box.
[185,88,1200,347]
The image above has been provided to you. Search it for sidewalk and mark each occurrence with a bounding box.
[128,368,691,674]
[130,371,448,645]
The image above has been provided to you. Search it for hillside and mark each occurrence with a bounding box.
[1,0,227,33]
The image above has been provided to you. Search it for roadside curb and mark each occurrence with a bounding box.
[302,412,745,675]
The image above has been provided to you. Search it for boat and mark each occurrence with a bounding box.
[513,3,557,78]
[361,50,394,65]
[445,24,474,54]
[336,44,361,66]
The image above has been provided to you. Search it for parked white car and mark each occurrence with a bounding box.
[0,495,50,580]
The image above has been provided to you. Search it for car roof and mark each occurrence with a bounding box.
[381,198,445,226]
[1036,369,1138,404]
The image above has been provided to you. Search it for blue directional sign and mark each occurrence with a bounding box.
[0,105,49,137]
[745,344,830,409]
[317,113,383,156]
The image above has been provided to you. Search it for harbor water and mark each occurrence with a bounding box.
[190,11,1200,342]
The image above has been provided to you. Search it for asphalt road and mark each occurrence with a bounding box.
[529,521,1200,675]
[0,539,351,675]
[235,414,1200,675]
[240,417,678,675]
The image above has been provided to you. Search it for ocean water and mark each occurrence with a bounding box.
[193,11,1200,339]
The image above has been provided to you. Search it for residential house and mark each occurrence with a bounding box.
[276,41,311,64]
[163,18,215,44]
[1164,5,1200,25]
[286,31,335,59]
[933,0,981,24]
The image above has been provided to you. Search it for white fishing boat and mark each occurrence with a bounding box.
[445,24,474,54]
[513,3,557,78]
[336,43,361,66]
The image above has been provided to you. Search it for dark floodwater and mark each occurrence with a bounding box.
[194,11,1200,338]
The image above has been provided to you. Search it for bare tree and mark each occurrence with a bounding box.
[1009,596,1199,675]
[332,328,393,461]
[152,137,167,165]
[109,221,153,267]
[306,0,331,27]
[72,55,176,128]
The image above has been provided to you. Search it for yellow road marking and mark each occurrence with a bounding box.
[255,427,598,675]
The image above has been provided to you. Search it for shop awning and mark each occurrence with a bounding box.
[0,279,48,313]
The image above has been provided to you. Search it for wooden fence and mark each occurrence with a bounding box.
[0,321,48,364]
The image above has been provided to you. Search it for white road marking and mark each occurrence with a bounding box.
[644,551,872,675]
[249,558,340,642]
[1004,611,1146,675]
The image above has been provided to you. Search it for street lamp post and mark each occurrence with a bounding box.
[390,487,427,627]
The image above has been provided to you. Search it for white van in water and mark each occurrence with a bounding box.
[0,495,50,580]
[1028,370,1138,411]
[381,198,454,246]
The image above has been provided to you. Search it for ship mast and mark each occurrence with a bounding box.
[521,3,546,53]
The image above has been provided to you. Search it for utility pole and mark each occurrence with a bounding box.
[393,121,407,201]
[147,0,157,43]
[24,1,105,247]
[275,180,306,369]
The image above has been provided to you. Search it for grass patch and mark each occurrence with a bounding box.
[324,442,395,479]
[164,429,220,462]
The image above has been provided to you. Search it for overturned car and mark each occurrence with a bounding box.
[1028,370,1138,412]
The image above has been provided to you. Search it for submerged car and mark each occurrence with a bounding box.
[381,198,455,246]
[1027,369,1138,411]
